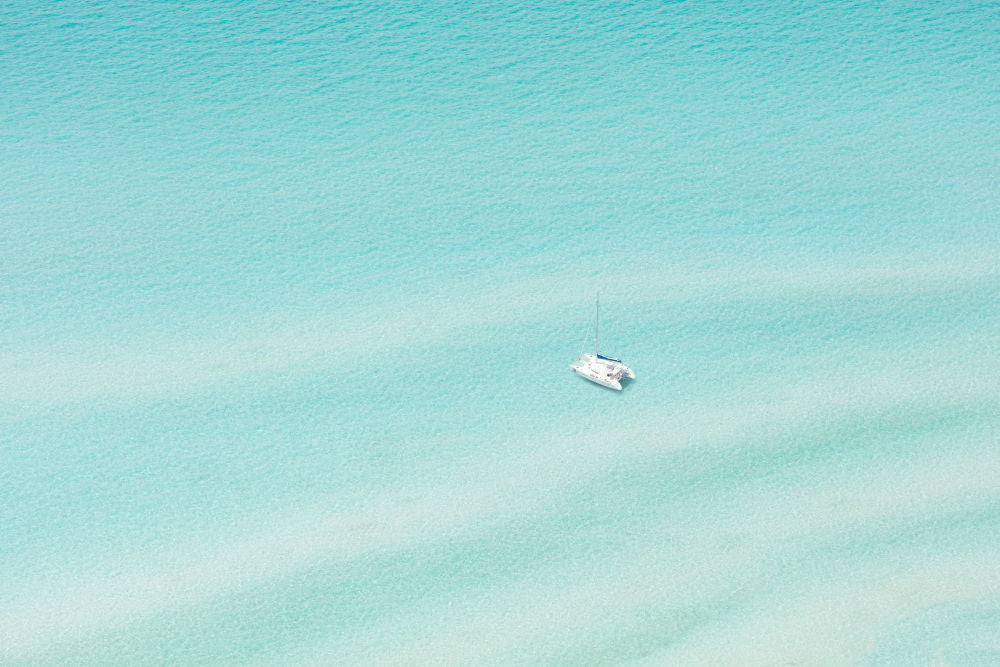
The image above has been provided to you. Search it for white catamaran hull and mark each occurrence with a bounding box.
[571,354,634,391]
[571,363,623,390]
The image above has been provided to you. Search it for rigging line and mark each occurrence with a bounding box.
[578,323,591,359]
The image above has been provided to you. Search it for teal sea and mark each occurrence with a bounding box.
[2,1,999,663]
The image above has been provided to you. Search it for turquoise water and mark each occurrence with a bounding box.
[2,1,999,663]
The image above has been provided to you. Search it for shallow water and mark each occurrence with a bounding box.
[2,1,999,663]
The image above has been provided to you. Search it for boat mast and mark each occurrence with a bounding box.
[595,291,599,355]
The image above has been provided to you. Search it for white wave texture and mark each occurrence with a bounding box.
[3,325,998,663]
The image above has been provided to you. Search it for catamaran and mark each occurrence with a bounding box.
[571,293,634,390]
